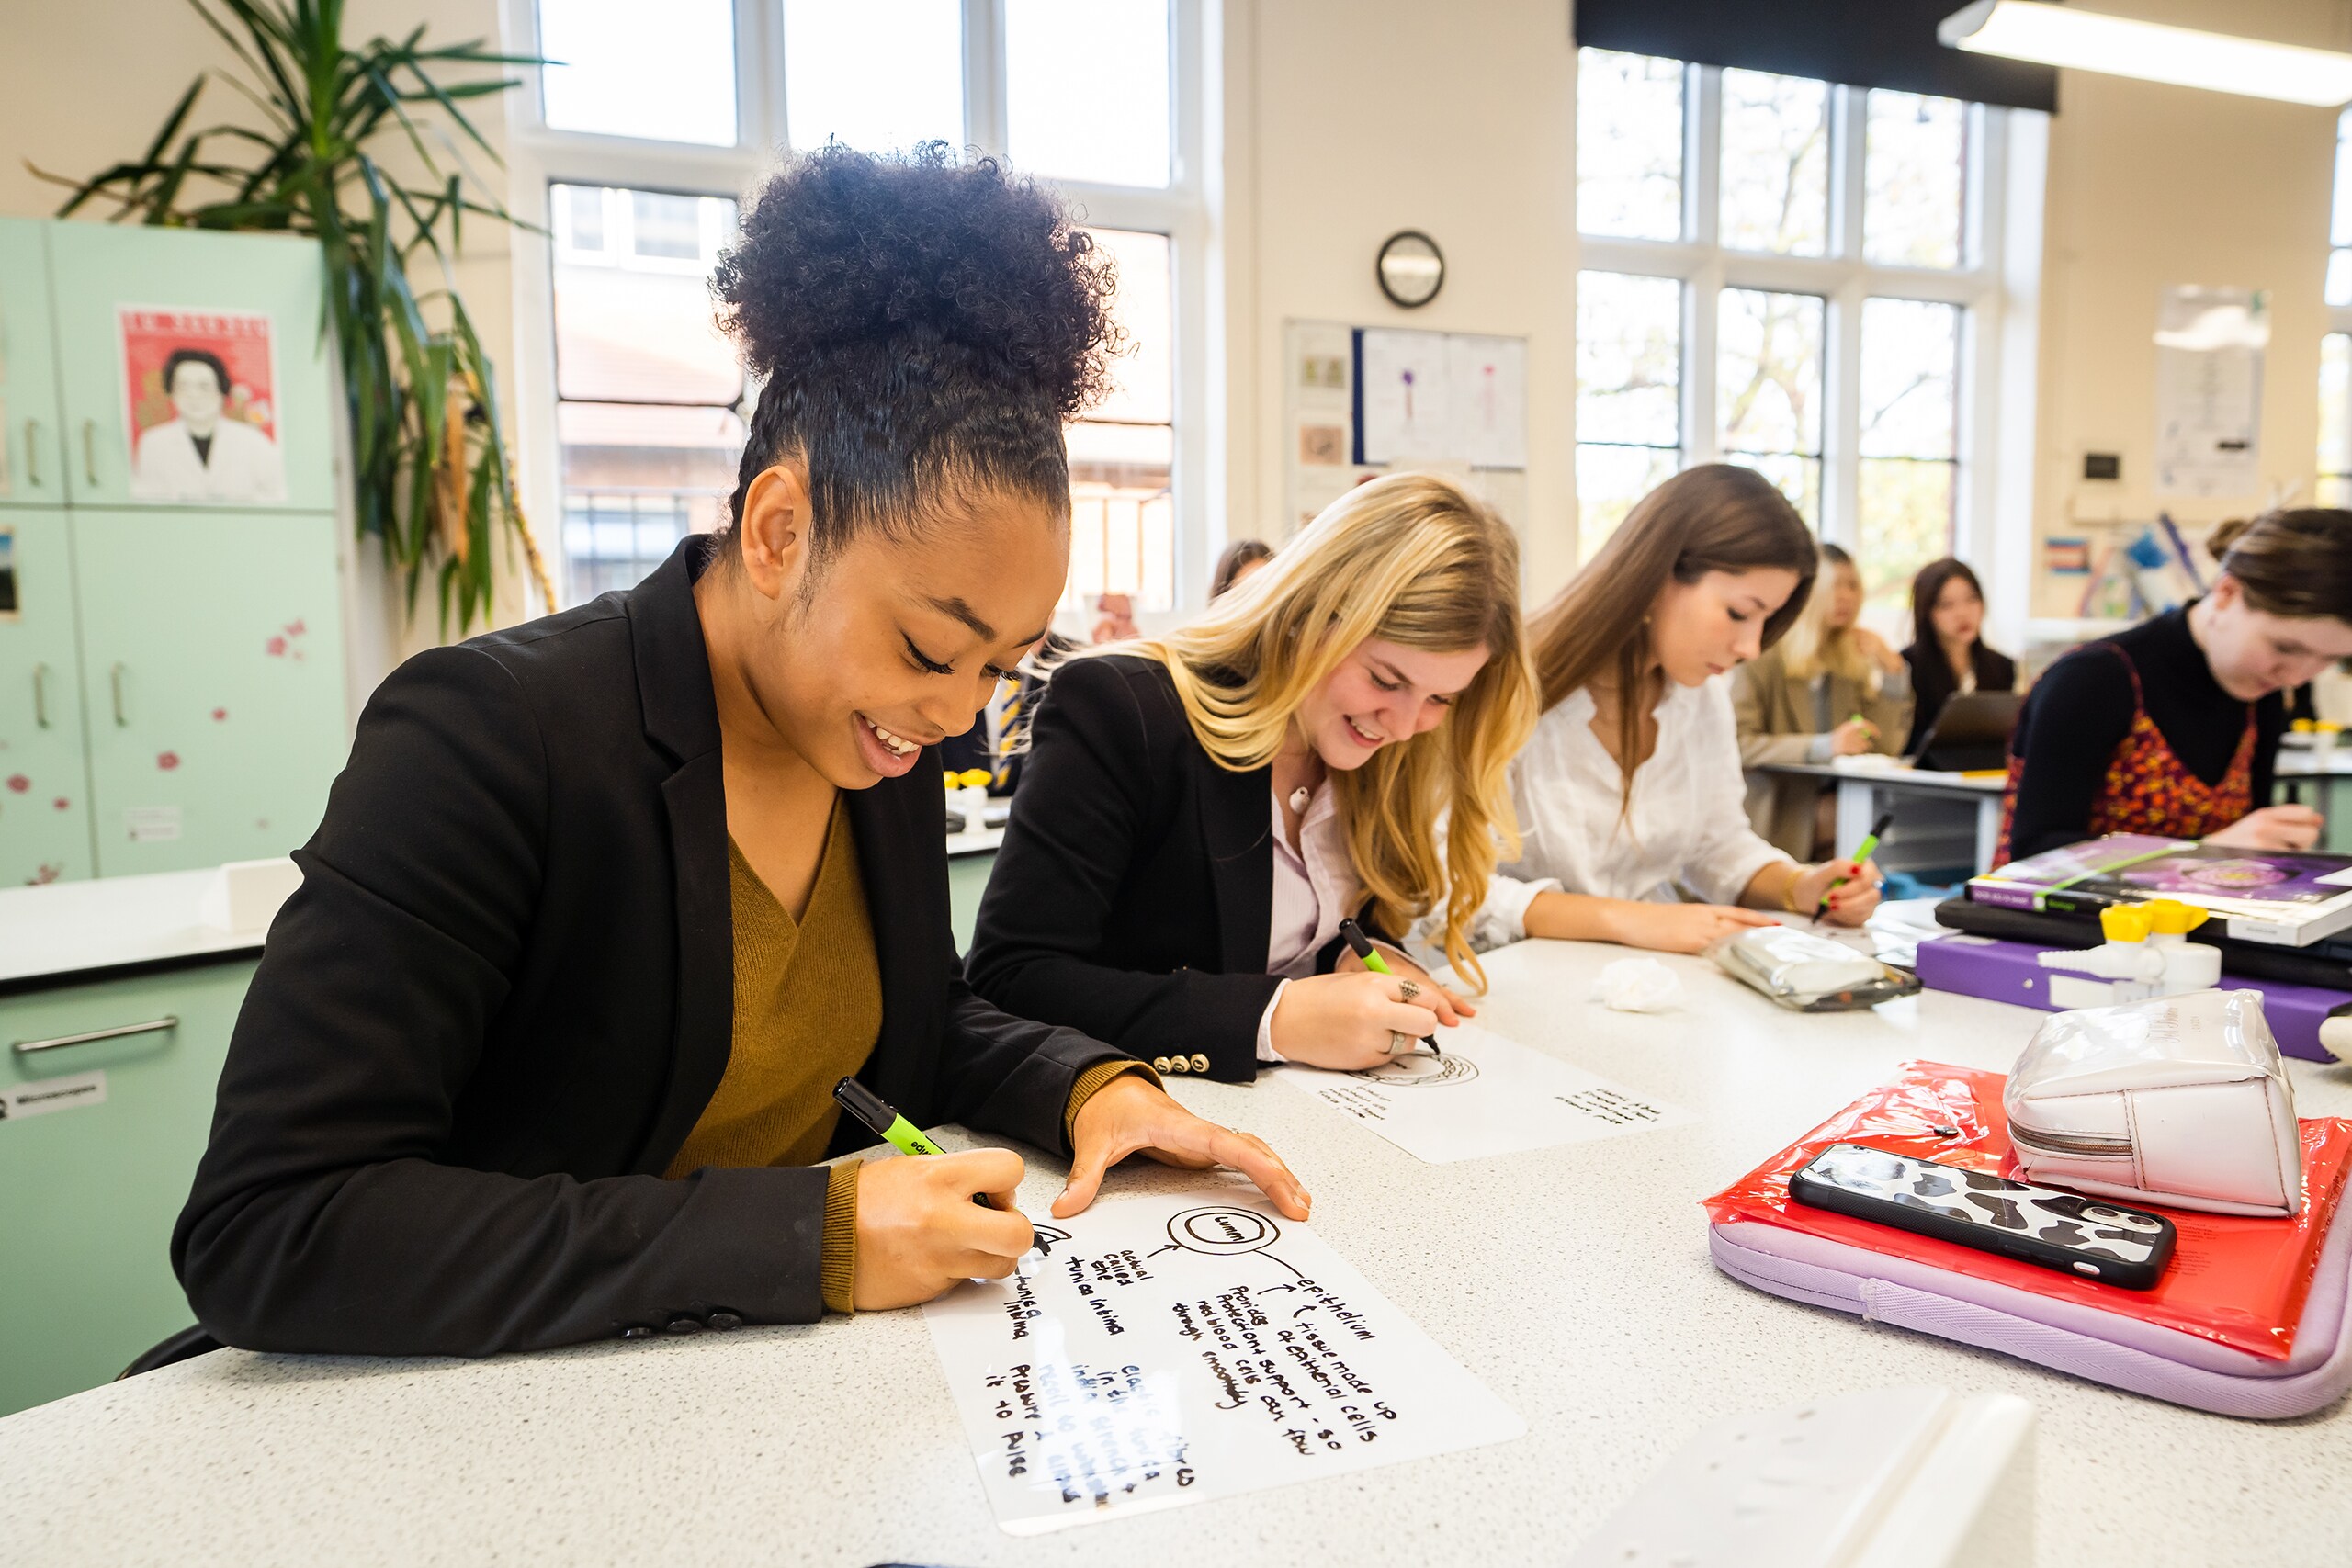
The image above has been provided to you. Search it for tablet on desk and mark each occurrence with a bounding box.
[1910,691,2022,773]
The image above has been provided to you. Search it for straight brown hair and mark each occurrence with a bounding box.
[1529,464,1817,800]
[2209,510,2352,623]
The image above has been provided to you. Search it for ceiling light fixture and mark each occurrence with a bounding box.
[1940,0,2352,107]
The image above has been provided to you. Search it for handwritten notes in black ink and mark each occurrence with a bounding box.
[1278,1022,1695,1163]
[922,1194,1523,1534]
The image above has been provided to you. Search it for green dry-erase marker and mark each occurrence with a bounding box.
[1337,917,1441,1057]
[1815,809,1894,915]
[831,1077,993,1206]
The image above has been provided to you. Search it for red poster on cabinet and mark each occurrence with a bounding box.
[119,306,287,503]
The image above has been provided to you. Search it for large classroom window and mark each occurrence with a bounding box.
[506,0,1203,615]
[2319,109,2352,506]
[1574,49,2008,624]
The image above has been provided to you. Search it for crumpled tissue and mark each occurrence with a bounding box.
[1592,956,1682,1013]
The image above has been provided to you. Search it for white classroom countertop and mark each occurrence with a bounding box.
[3,937,2349,1565]
[0,868,260,988]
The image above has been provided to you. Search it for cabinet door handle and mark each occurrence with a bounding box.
[110,661,127,726]
[82,418,97,488]
[31,662,50,728]
[13,1016,179,1055]
[23,419,38,489]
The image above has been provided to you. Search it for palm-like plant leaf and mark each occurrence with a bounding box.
[30,0,553,631]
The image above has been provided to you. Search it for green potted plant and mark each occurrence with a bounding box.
[36,0,554,632]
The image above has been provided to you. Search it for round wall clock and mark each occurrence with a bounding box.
[1375,230,1445,309]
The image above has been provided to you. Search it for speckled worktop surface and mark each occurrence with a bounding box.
[2,937,2348,1565]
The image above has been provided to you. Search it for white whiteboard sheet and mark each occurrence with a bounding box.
[1275,1021,1694,1164]
[922,1192,1523,1535]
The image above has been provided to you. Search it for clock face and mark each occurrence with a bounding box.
[1376,230,1444,309]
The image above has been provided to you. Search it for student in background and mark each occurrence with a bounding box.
[1475,465,1883,956]
[1733,542,1912,858]
[967,474,1537,1085]
[1999,510,2352,863]
[1211,538,1274,599]
[937,633,1071,795]
[1902,558,2017,755]
[174,146,1306,1361]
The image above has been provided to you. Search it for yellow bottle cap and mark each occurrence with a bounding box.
[2099,905,2154,942]
[2294,718,2316,733]
[2142,898,2209,935]
[956,768,992,789]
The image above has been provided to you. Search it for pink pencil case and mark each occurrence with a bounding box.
[1707,1195,2352,1419]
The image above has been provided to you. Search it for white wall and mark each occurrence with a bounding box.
[2030,0,2350,620]
[1221,0,1583,600]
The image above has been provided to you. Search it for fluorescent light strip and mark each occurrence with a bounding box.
[1941,0,2352,107]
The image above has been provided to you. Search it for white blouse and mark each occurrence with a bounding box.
[1475,678,1791,947]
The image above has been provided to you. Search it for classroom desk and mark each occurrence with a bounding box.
[2278,749,2352,853]
[3,937,2347,1566]
[1760,760,2006,872]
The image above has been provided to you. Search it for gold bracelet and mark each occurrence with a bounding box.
[1781,866,1805,913]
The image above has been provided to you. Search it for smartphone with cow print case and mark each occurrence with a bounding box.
[1790,1142,2177,1291]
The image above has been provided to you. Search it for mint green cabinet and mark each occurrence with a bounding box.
[74,510,345,874]
[45,224,333,513]
[0,957,254,1417]
[0,218,65,509]
[0,508,96,886]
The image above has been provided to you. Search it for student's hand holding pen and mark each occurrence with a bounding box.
[853,1147,1034,1310]
[1827,715,1879,756]
[1791,856,1883,927]
[1057,1073,1312,1222]
[1267,970,1460,1069]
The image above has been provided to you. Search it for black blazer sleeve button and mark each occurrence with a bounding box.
[665,1315,706,1335]
[621,1324,656,1340]
[707,1310,743,1331]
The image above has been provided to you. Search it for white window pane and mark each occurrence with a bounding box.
[1577,50,1685,241]
[1719,69,1828,256]
[1858,458,1956,615]
[552,185,742,405]
[1718,288,1824,460]
[2321,333,2352,478]
[2329,250,2352,309]
[1084,229,1173,424]
[1577,271,1680,448]
[2334,108,2352,248]
[1007,0,1170,187]
[563,186,606,253]
[1864,91,1966,269]
[559,403,745,603]
[784,0,964,153]
[539,0,738,146]
[1577,443,1679,563]
[1860,298,1960,460]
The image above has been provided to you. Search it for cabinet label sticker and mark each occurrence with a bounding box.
[125,806,181,843]
[0,1071,107,1122]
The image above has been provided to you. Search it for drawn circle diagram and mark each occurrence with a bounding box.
[1349,1053,1480,1088]
[1167,1206,1281,1256]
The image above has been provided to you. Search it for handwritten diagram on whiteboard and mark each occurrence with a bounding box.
[1276,1022,1694,1164]
[922,1192,1523,1535]
[1355,328,1527,468]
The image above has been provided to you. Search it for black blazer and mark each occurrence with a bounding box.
[174,536,1124,1359]
[964,654,1369,1084]
[1901,640,2018,756]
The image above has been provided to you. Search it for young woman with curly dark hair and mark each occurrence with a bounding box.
[173,144,1306,1361]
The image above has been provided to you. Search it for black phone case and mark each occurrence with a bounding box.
[1790,1143,2177,1291]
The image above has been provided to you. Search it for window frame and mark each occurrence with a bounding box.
[498,0,1212,614]
[1575,58,2022,593]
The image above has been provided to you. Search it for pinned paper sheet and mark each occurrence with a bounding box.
[1276,1022,1694,1164]
[922,1192,1522,1535]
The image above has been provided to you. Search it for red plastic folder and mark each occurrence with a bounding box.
[1702,1061,2351,1360]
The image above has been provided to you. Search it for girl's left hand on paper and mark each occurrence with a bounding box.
[1793,857,1883,927]
[1057,1073,1311,1222]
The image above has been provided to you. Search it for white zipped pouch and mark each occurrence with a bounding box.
[2003,988,2302,1217]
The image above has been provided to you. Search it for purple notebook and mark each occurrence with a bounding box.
[1969,834,2352,946]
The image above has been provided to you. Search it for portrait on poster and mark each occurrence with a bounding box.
[119,307,288,504]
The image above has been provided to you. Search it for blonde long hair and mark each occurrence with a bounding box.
[1778,543,1880,692]
[1102,473,1538,984]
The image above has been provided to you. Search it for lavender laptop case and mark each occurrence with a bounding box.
[1708,1193,2352,1419]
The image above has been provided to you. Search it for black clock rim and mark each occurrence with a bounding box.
[1375,229,1444,309]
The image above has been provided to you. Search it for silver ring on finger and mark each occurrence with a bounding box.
[1386,1031,1414,1055]
[1396,977,1420,1003]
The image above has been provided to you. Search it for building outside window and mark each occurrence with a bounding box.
[1574,48,2011,628]
[506,0,1203,615]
